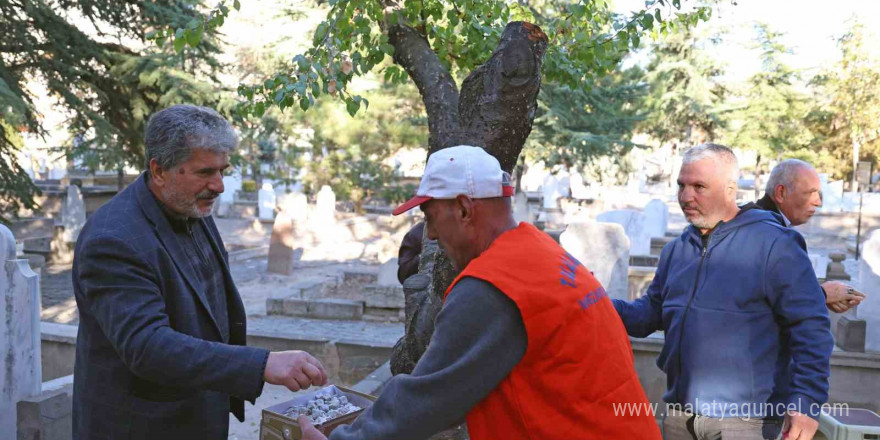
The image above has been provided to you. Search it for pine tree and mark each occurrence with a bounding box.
[0,0,229,222]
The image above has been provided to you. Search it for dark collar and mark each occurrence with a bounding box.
[755,193,780,214]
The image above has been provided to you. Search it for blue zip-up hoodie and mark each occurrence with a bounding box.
[614,208,833,419]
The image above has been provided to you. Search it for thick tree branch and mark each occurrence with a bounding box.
[387,24,464,151]
[458,21,548,172]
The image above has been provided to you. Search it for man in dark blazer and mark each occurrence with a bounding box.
[72,105,327,440]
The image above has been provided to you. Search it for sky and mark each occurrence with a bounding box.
[613,0,880,83]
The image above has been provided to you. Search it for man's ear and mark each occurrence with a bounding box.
[773,184,787,203]
[455,195,476,222]
[149,158,168,187]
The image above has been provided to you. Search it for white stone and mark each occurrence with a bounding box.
[221,173,242,203]
[570,172,590,200]
[597,210,652,256]
[857,229,880,352]
[316,185,337,225]
[541,171,570,210]
[378,258,401,287]
[61,185,86,243]
[258,182,276,221]
[513,192,529,224]
[0,225,41,435]
[643,199,669,239]
[560,221,630,300]
[278,191,308,223]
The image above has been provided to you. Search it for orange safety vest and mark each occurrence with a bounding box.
[445,223,661,440]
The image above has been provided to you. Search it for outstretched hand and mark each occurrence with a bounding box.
[263,350,328,392]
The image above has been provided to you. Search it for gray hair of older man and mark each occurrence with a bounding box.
[144,104,238,172]
[681,143,739,182]
[764,159,816,195]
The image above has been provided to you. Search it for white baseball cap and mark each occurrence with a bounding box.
[392,145,514,216]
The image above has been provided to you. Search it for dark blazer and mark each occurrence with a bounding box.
[72,173,269,440]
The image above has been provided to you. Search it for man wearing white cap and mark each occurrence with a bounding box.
[299,145,660,440]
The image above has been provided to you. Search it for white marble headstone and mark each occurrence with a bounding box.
[513,192,529,224]
[570,172,590,200]
[857,229,880,352]
[643,199,669,239]
[258,182,276,221]
[597,209,651,256]
[221,174,242,203]
[316,185,336,225]
[542,173,561,209]
[61,185,86,243]
[278,191,308,224]
[559,221,630,301]
[0,224,41,435]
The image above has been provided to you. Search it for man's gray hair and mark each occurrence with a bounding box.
[682,143,739,182]
[765,159,815,195]
[144,104,238,172]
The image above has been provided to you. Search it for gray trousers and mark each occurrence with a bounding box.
[663,412,784,440]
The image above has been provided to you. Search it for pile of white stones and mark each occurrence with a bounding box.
[284,392,361,425]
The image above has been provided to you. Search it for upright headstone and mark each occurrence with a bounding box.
[643,199,669,239]
[559,221,630,300]
[858,230,880,352]
[278,191,308,224]
[570,172,590,200]
[378,258,401,287]
[0,224,41,435]
[258,182,276,221]
[542,173,560,209]
[597,210,652,256]
[267,211,299,275]
[316,185,337,225]
[513,192,529,224]
[61,185,86,243]
[221,173,242,203]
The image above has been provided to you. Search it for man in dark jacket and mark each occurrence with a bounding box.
[72,105,327,440]
[747,159,864,313]
[614,144,833,440]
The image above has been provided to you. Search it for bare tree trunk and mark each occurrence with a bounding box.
[389,21,547,376]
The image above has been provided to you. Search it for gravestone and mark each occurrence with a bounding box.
[597,210,652,256]
[364,258,405,309]
[542,173,562,209]
[857,229,880,352]
[258,182,276,221]
[643,199,669,239]
[378,258,400,287]
[218,173,242,216]
[0,224,42,435]
[559,221,630,300]
[278,191,308,223]
[316,185,337,225]
[221,174,242,203]
[267,211,300,276]
[570,172,590,200]
[513,192,529,224]
[826,253,851,281]
[61,185,86,244]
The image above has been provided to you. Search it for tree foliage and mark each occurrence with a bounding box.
[161,0,711,119]
[639,26,728,145]
[526,68,647,170]
[806,20,880,184]
[0,0,229,222]
[724,23,813,170]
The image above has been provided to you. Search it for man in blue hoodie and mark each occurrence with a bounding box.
[614,143,833,440]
